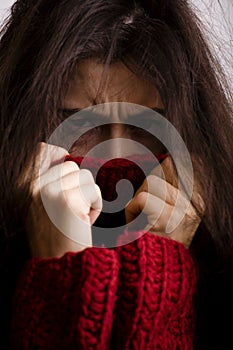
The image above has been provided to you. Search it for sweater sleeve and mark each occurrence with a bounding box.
[113,231,197,349]
[11,247,120,350]
[11,233,196,350]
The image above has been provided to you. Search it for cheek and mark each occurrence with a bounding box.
[129,129,167,156]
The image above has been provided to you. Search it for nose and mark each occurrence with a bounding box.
[108,123,145,158]
[109,123,125,139]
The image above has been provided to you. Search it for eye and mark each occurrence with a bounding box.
[58,108,105,133]
[72,117,96,131]
[58,108,81,120]
[128,114,162,135]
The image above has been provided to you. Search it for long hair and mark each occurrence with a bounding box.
[0,0,232,348]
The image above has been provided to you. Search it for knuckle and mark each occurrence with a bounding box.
[186,204,200,222]
[147,174,157,183]
[94,183,101,195]
[41,182,59,199]
[136,191,148,203]
[63,161,79,173]
[143,175,153,190]
[80,169,94,181]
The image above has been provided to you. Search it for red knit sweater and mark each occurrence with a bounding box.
[11,233,196,349]
[11,155,197,349]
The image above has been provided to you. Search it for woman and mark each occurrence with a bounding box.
[0,0,232,349]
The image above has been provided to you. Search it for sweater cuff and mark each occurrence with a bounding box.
[11,247,119,350]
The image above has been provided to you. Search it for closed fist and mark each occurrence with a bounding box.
[26,142,102,258]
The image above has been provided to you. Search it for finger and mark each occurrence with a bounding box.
[155,154,205,215]
[63,184,102,225]
[128,184,196,234]
[126,191,166,224]
[37,142,69,175]
[49,187,94,247]
[82,184,102,212]
[60,168,95,191]
[41,168,96,196]
[150,155,205,214]
[135,175,180,206]
[41,161,79,183]
[33,161,80,194]
[68,184,102,212]
[126,191,177,234]
[150,155,178,188]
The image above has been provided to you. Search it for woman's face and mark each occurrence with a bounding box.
[62,58,167,158]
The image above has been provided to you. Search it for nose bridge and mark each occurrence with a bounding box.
[107,123,125,158]
[100,103,144,158]
[108,123,145,158]
[110,123,125,139]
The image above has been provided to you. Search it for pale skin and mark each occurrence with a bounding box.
[27,58,204,258]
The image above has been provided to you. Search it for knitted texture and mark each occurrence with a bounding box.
[114,232,196,349]
[64,153,168,203]
[11,154,197,349]
[11,234,196,349]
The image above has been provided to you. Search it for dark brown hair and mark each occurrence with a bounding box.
[0,0,232,348]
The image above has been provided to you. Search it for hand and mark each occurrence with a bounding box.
[125,156,205,249]
[26,142,102,258]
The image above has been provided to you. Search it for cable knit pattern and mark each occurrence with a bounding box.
[11,233,196,350]
[112,232,196,349]
[11,248,119,350]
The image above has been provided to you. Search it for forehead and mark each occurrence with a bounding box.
[63,58,163,109]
